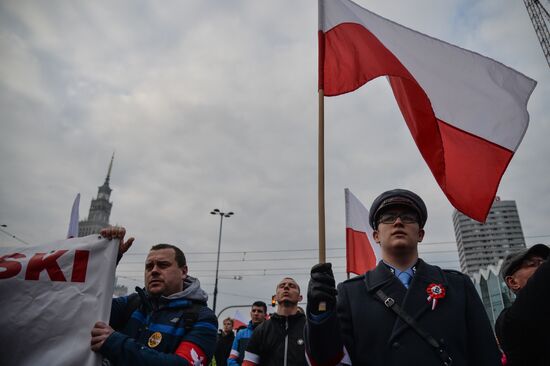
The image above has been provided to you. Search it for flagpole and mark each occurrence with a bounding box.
[318,88,326,264]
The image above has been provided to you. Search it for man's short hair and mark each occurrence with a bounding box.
[150,243,187,267]
[252,301,267,313]
[223,317,233,326]
[277,277,301,293]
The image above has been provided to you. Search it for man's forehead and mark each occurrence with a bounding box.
[146,248,176,262]
[278,278,299,287]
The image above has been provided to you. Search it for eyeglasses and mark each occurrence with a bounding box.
[378,212,419,225]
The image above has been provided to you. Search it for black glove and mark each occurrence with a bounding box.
[308,262,337,314]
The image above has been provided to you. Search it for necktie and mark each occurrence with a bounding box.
[398,272,412,289]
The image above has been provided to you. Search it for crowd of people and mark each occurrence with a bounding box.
[93,189,549,366]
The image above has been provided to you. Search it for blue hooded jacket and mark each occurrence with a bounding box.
[100,276,218,366]
[228,321,257,366]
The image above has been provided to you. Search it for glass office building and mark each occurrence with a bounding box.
[470,259,515,326]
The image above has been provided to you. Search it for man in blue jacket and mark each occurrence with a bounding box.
[227,301,267,366]
[90,227,218,366]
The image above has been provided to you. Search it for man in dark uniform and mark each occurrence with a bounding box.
[305,189,501,366]
[495,243,549,366]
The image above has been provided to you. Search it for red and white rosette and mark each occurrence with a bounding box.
[426,283,446,310]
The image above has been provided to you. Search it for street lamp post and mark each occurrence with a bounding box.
[210,208,234,313]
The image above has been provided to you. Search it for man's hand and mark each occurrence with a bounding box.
[100,226,134,259]
[308,263,337,314]
[91,321,114,352]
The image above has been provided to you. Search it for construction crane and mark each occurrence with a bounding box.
[523,0,550,68]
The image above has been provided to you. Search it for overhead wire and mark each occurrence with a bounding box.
[119,251,460,265]
[114,233,547,298]
[119,234,550,257]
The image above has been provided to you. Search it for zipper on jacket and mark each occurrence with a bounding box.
[284,318,289,366]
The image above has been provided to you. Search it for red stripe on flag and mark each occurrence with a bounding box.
[437,120,513,217]
[346,228,377,275]
[389,71,513,220]
[233,319,247,329]
[322,23,406,96]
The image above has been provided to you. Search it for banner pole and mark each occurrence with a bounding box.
[318,88,326,264]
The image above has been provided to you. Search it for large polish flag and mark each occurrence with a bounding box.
[345,188,380,275]
[319,0,537,222]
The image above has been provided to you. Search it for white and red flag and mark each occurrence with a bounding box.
[345,189,380,275]
[233,309,248,329]
[319,0,536,221]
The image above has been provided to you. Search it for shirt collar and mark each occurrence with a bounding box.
[382,260,417,277]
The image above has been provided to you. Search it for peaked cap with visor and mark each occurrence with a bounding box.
[369,189,428,229]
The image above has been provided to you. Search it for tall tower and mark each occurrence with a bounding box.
[452,197,526,274]
[78,154,115,237]
[523,0,550,69]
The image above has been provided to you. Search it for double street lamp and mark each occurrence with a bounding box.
[210,208,234,313]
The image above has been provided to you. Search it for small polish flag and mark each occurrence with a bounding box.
[232,309,248,330]
[345,189,380,275]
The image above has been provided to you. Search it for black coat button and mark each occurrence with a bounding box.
[392,342,400,349]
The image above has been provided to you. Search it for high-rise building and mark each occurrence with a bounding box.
[471,259,515,326]
[78,154,115,237]
[452,197,526,274]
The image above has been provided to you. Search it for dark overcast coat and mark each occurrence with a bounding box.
[495,258,550,366]
[306,259,501,366]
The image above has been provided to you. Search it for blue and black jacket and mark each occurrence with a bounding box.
[228,321,257,366]
[100,276,218,366]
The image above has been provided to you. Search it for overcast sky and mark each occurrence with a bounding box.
[1,0,549,322]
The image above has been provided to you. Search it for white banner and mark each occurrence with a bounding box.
[0,235,118,366]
